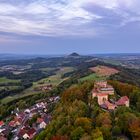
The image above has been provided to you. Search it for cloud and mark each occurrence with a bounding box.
[0,0,140,38]
[0,34,30,43]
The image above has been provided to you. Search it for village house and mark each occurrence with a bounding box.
[23,128,36,140]
[37,118,47,129]
[36,102,46,109]
[0,135,7,140]
[8,116,23,128]
[39,121,47,129]
[19,127,36,139]
[24,109,31,114]
[9,121,16,128]
[17,112,26,119]
[0,121,4,128]
[14,116,22,125]
[49,96,60,103]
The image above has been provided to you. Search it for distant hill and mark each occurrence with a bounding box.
[69,52,80,57]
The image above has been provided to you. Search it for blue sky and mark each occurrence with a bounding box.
[0,0,140,54]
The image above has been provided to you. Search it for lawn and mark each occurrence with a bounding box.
[79,73,107,82]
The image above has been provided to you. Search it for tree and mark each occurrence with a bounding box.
[91,128,103,140]
[129,118,140,140]
[96,112,112,129]
[70,127,85,140]
[51,135,70,140]
[112,126,121,136]
[80,135,91,140]
[74,117,92,133]
[117,112,138,137]
[100,127,112,140]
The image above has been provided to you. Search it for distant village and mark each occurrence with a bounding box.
[0,96,60,140]
[92,81,129,110]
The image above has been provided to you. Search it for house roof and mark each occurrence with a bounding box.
[101,101,116,109]
[18,112,25,118]
[0,136,7,140]
[18,129,26,137]
[37,118,44,123]
[19,127,36,138]
[9,121,15,127]
[116,96,129,106]
[14,117,22,123]
[105,101,116,107]
[0,121,4,126]
[27,128,36,136]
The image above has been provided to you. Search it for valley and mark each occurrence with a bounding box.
[0,54,140,140]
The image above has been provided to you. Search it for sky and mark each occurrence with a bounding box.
[0,0,140,54]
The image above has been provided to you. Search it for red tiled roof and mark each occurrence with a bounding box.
[9,121,15,127]
[0,121,4,126]
[18,127,36,138]
[18,129,26,137]
[101,101,116,110]
[27,128,36,136]
[104,101,116,107]
[0,136,7,140]
[14,117,22,123]
[18,112,25,118]
[37,118,44,123]
[116,96,129,105]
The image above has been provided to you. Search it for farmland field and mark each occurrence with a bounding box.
[90,65,119,76]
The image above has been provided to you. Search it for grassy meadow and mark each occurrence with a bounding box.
[79,73,107,82]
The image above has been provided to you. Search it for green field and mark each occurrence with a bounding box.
[79,73,107,82]
[0,77,20,84]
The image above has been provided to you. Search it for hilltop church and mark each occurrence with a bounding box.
[92,81,129,110]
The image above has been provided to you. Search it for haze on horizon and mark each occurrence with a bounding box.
[0,0,140,55]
